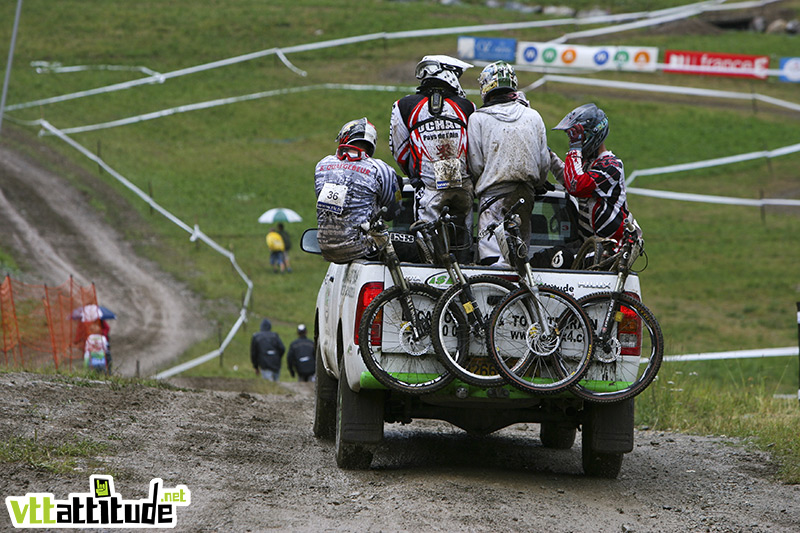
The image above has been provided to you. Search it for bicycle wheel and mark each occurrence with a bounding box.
[571,292,663,402]
[359,283,454,394]
[432,275,516,387]
[487,286,594,394]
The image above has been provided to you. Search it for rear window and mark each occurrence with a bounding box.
[392,187,579,250]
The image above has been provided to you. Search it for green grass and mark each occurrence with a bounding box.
[1,0,799,481]
[0,435,110,476]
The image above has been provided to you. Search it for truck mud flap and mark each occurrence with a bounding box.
[582,399,634,454]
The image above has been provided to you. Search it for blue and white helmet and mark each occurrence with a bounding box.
[415,55,473,98]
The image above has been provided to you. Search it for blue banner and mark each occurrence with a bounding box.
[779,57,800,83]
[457,37,517,63]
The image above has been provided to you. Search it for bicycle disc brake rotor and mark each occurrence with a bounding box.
[595,337,621,363]
[526,322,559,356]
[398,321,430,356]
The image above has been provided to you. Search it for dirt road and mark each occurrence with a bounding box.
[1,132,798,531]
[0,130,208,377]
[0,372,798,532]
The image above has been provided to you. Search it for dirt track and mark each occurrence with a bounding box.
[0,372,798,532]
[1,103,799,531]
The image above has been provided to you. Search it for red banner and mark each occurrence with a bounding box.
[664,50,769,79]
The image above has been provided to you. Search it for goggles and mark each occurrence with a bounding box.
[415,59,464,80]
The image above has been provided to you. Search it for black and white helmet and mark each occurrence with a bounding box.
[415,54,473,98]
[336,117,377,160]
[553,103,610,157]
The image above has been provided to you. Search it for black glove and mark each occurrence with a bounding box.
[565,124,584,152]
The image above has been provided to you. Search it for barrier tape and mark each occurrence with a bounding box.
[5,0,777,112]
[664,346,798,363]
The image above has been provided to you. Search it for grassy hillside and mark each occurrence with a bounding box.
[1,0,799,479]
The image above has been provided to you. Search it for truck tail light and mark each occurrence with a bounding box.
[354,282,384,346]
[618,292,642,356]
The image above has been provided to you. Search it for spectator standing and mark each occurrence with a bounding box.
[314,117,402,263]
[276,223,293,273]
[468,61,552,266]
[251,318,285,381]
[266,227,286,273]
[287,324,315,382]
[390,55,476,262]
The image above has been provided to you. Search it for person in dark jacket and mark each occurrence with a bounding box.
[286,324,315,382]
[250,318,285,381]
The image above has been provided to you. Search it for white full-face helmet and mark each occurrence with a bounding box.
[415,55,473,98]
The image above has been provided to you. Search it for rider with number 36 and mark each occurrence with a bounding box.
[314,118,402,264]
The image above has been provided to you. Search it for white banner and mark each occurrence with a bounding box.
[517,42,658,72]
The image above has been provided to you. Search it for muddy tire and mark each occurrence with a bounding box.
[540,422,577,449]
[313,340,337,440]
[335,360,383,470]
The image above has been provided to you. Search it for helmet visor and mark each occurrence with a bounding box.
[415,59,469,80]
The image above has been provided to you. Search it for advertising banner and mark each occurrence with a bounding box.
[457,36,517,63]
[516,42,658,72]
[779,57,800,83]
[663,50,769,79]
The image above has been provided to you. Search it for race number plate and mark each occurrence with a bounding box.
[317,182,348,215]
[434,159,462,190]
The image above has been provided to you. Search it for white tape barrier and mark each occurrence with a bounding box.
[35,119,254,379]
[31,61,164,80]
[664,346,798,362]
[4,0,752,112]
[628,187,800,207]
[40,83,425,136]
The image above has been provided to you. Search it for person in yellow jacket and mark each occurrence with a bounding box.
[266,227,286,273]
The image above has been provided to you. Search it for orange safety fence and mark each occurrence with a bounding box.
[0,275,98,371]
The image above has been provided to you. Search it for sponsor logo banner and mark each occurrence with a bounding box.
[458,36,517,63]
[779,57,800,83]
[664,50,769,79]
[516,42,657,72]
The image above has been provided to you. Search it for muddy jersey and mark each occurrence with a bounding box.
[562,149,629,241]
[314,154,400,263]
[390,91,475,191]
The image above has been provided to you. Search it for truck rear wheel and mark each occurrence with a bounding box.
[335,360,384,470]
[313,340,337,440]
[540,422,576,449]
[580,399,633,478]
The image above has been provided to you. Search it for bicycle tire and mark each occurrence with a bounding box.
[431,274,517,387]
[487,286,594,394]
[571,292,664,403]
[358,283,454,395]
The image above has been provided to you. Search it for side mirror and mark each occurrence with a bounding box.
[300,228,321,255]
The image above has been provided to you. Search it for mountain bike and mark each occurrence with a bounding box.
[357,208,453,395]
[409,208,517,387]
[570,219,664,402]
[485,199,595,394]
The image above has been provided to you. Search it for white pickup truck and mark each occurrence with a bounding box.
[302,189,642,478]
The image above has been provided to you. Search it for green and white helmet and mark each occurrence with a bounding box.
[477,61,518,102]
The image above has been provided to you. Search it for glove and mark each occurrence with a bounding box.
[565,124,584,151]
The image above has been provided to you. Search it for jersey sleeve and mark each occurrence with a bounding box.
[562,150,598,198]
[389,101,411,175]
